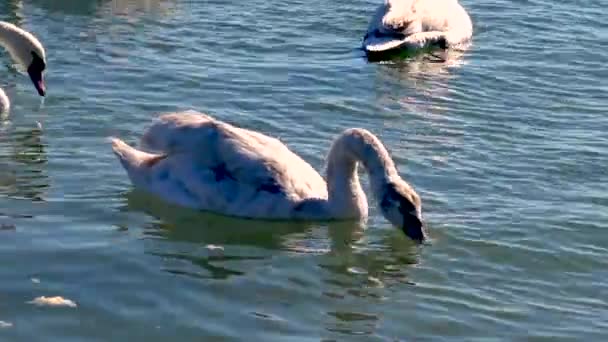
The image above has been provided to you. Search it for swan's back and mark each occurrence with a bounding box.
[112,111,328,218]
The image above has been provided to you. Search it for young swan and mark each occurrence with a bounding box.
[0,21,47,114]
[110,111,426,242]
[363,0,473,54]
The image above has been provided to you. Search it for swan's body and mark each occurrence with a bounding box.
[363,0,472,54]
[111,111,426,242]
[0,21,47,114]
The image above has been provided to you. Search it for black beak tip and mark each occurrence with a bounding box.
[27,69,45,97]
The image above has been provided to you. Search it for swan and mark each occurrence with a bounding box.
[0,89,8,115]
[363,0,472,55]
[110,111,426,242]
[0,21,47,114]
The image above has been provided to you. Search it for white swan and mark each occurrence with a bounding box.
[110,111,426,242]
[0,89,9,115]
[363,0,472,55]
[0,21,47,114]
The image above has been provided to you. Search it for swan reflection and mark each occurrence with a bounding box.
[25,0,176,16]
[374,49,468,102]
[124,190,420,281]
[0,124,48,202]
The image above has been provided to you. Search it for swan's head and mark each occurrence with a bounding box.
[379,180,425,243]
[27,49,46,96]
[0,22,47,96]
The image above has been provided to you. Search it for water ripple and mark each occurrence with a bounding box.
[0,0,605,340]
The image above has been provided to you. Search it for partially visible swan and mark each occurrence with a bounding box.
[363,0,472,55]
[0,21,47,114]
[0,89,9,115]
[110,111,426,242]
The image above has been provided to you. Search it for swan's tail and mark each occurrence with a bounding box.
[110,137,166,184]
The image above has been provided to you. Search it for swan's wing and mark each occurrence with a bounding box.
[138,111,327,201]
[139,110,216,153]
[365,29,447,53]
[112,137,326,218]
[402,31,447,49]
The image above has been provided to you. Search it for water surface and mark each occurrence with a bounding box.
[0,0,607,340]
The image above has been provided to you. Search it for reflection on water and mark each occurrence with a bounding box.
[125,189,420,289]
[125,190,318,248]
[26,0,102,16]
[0,0,24,24]
[108,0,176,15]
[374,49,468,106]
[371,49,469,169]
[318,229,420,338]
[0,125,48,202]
[125,190,325,279]
[26,0,175,16]
[123,189,421,338]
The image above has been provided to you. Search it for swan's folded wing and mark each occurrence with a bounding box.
[213,127,327,200]
[402,31,447,49]
[138,111,326,200]
[139,110,217,153]
[365,30,446,53]
[363,33,408,53]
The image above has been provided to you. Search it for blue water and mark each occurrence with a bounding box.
[0,0,606,340]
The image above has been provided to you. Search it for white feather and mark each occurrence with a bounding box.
[0,21,47,115]
[363,0,473,53]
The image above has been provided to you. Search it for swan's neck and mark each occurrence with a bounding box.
[0,21,35,69]
[0,22,19,54]
[325,129,399,219]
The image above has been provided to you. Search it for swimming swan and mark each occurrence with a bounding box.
[363,0,472,54]
[110,111,426,242]
[0,21,47,114]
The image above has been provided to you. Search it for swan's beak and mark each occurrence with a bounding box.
[28,68,45,97]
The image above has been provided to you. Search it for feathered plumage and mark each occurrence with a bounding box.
[111,111,426,242]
